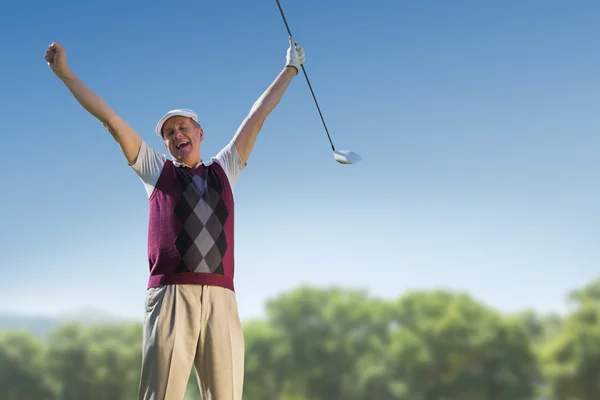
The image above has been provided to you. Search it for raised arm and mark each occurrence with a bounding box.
[45,42,142,165]
[232,37,305,164]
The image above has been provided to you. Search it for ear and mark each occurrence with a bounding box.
[198,127,204,142]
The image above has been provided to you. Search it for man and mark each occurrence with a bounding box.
[44,37,305,400]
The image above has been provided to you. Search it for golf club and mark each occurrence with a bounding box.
[275,0,362,165]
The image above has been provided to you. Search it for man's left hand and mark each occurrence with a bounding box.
[285,37,305,74]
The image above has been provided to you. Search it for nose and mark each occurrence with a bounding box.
[173,130,184,139]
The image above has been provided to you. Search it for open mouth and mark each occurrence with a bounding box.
[176,141,190,150]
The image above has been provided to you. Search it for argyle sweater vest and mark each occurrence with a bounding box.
[146,159,236,292]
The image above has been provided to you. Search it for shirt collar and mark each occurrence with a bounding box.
[173,160,204,169]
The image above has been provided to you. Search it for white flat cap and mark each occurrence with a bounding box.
[155,109,200,137]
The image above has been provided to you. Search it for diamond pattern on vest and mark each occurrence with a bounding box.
[173,166,228,274]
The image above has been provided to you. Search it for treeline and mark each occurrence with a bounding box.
[2,278,600,400]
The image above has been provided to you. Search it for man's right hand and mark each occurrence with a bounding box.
[45,41,70,79]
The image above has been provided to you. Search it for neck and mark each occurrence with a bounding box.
[176,154,202,168]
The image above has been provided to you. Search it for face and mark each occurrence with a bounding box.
[162,116,204,166]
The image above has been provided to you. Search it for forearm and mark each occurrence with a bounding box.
[233,66,297,163]
[248,66,297,119]
[59,70,118,125]
[45,41,142,165]
[57,69,142,164]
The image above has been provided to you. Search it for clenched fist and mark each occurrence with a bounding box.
[285,36,305,74]
[45,42,70,78]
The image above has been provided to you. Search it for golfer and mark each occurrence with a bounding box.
[45,37,305,400]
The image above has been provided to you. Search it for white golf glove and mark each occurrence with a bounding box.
[285,36,305,74]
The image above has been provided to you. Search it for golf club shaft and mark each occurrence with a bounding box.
[275,0,336,151]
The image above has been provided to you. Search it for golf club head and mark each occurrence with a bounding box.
[333,150,362,165]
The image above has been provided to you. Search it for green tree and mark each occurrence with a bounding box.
[261,286,393,400]
[45,322,97,399]
[515,309,562,344]
[569,278,600,305]
[46,321,145,400]
[0,330,56,400]
[541,279,600,400]
[242,319,290,400]
[86,323,143,400]
[387,290,539,400]
[511,309,563,399]
[5,278,600,400]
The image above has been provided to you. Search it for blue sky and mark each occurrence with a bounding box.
[1,0,599,321]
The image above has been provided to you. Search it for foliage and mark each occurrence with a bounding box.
[539,279,600,400]
[1,279,600,399]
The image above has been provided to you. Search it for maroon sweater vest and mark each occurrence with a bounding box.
[145,159,236,292]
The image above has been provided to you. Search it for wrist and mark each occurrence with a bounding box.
[57,68,75,82]
[285,64,299,75]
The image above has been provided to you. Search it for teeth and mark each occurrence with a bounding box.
[177,142,189,149]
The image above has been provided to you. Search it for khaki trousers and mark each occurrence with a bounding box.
[138,284,245,400]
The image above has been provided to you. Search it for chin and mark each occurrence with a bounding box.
[171,148,188,159]
[172,151,198,166]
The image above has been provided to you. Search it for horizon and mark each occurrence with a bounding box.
[0,276,591,322]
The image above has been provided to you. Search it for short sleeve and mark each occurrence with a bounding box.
[212,140,246,192]
[130,140,167,198]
